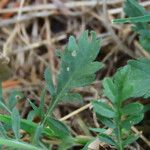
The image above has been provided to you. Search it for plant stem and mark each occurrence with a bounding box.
[41,101,56,125]
[115,103,124,150]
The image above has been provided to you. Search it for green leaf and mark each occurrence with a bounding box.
[92,100,115,118]
[0,138,42,150]
[139,30,150,51]
[113,0,150,51]
[27,110,37,121]
[57,31,102,91]
[103,66,133,103]
[60,92,83,104]
[44,68,55,96]
[32,124,43,146]
[122,102,143,115]
[43,31,103,120]
[11,107,21,139]
[46,118,71,139]
[39,88,46,119]
[122,134,139,147]
[89,128,106,133]
[0,114,55,138]
[113,14,150,24]
[124,0,148,31]
[103,78,117,103]
[99,133,117,146]
[96,114,115,129]
[0,101,11,114]
[28,99,39,114]
[128,58,150,98]
[121,114,144,130]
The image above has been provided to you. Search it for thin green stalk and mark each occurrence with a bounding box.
[0,138,42,150]
[41,74,75,125]
[115,103,123,150]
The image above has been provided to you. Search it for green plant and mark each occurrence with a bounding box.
[0,31,103,149]
[91,65,144,150]
[113,0,150,51]
[0,2,149,147]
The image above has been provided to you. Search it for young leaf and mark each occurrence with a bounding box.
[89,128,107,133]
[92,101,115,118]
[92,64,145,149]
[0,138,42,150]
[60,92,83,104]
[113,0,150,51]
[32,124,43,146]
[0,114,55,138]
[128,58,150,98]
[103,66,133,103]
[98,133,117,147]
[121,114,144,130]
[122,134,139,147]
[43,31,103,123]
[39,88,46,119]
[44,68,55,96]
[139,30,150,52]
[56,31,103,92]
[124,0,148,31]
[122,102,143,116]
[46,117,71,139]
[113,14,150,24]
[11,107,21,140]
[97,114,115,129]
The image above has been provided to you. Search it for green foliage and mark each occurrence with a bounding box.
[0,138,42,150]
[11,107,21,140]
[124,0,148,31]
[43,31,103,123]
[128,58,150,98]
[113,0,150,51]
[0,31,103,149]
[0,30,149,150]
[92,66,144,150]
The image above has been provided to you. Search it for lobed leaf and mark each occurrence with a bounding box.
[103,66,133,103]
